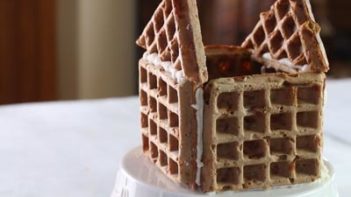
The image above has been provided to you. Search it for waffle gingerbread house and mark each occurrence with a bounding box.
[137,0,329,192]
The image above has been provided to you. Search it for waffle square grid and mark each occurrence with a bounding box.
[242,0,329,73]
[139,0,181,68]
[139,53,199,187]
[139,61,181,180]
[202,73,325,192]
[137,0,208,84]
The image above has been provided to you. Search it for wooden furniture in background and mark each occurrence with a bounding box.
[329,1,351,32]
[0,0,56,104]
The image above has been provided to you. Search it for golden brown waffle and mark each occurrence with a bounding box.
[202,71,325,192]
[242,0,329,73]
[139,58,198,188]
[137,0,207,85]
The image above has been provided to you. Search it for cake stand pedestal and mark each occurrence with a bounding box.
[111,147,338,197]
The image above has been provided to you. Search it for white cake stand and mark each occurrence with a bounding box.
[111,147,339,197]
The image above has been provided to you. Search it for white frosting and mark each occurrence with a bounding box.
[263,52,272,60]
[262,53,311,73]
[192,88,204,186]
[143,52,185,83]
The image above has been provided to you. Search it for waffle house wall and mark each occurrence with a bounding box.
[139,59,198,188]
[201,72,325,192]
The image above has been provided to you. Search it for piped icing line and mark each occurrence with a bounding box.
[143,52,185,83]
[262,53,311,73]
[192,88,204,186]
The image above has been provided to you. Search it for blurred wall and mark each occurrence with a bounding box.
[58,0,78,99]
[58,0,136,100]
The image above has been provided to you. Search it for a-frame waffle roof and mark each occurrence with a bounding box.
[137,0,207,84]
[242,0,329,73]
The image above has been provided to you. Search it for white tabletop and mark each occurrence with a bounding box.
[0,80,350,197]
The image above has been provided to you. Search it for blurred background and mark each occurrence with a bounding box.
[0,0,350,104]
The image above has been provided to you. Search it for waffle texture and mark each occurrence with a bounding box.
[139,58,198,188]
[137,0,207,85]
[202,71,325,192]
[136,0,329,193]
[242,0,329,73]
